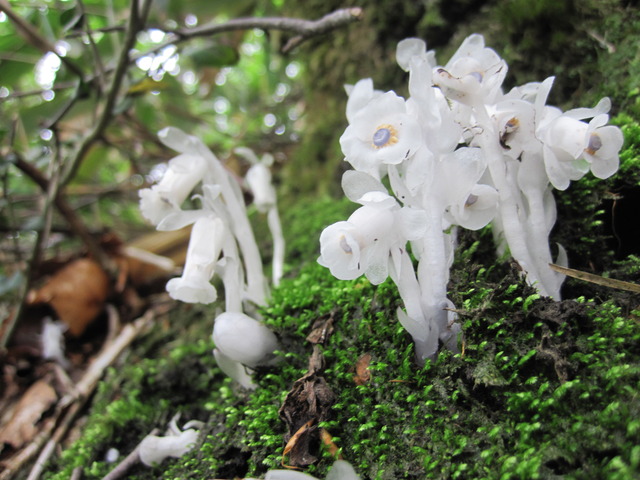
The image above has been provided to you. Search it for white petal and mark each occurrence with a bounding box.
[341,170,387,203]
[396,38,426,72]
[213,349,256,389]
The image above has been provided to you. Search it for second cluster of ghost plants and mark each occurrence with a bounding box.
[319,34,623,365]
[139,127,283,389]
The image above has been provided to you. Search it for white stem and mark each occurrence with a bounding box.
[474,106,545,293]
[522,186,561,299]
[267,206,285,287]
[220,234,244,313]
[202,152,268,305]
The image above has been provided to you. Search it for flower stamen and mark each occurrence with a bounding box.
[372,124,399,149]
[585,133,603,155]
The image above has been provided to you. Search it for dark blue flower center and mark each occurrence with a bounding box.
[373,128,392,147]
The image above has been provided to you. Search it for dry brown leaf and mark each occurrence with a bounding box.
[26,258,110,337]
[0,380,57,451]
[353,353,372,386]
[278,346,335,468]
[281,419,314,468]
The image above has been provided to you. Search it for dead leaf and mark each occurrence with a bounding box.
[27,258,110,337]
[0,379,57,451]
[306,313,335,345]
[353,353,372,386]
[278,346,335,468]
[282,420,315,468]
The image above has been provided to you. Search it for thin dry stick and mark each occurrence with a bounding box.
[549,263,640,294]
[0,311,155,480]
[136,7,363,61]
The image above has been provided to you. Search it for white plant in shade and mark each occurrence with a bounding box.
[138,415,203,467]
[236,147,285,287]
[139,127,283,387]
[319,33,623,364]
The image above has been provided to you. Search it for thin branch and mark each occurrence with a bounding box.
[60,0,143,187]
[0,0,85,80]
[135,7,363,61]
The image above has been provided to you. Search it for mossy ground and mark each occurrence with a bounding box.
[42,117,640,479]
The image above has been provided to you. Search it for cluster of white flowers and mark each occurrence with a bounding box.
[139,127,282,388]
[319,34,623,364]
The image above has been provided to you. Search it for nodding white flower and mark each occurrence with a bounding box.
[345,78,383,123]
[138,415,203,467]
[340,91,422,180]
[166,215,225,304]
[538,110,623,190]
[432,33,507,105]
[445,183,499,230]
[318,186,424,285]
[212,311,279,368]
[139,153,207,225]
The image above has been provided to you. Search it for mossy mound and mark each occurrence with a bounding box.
[43,118,640,479]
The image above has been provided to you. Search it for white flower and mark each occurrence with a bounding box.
[166,215,225,304]
[212,311,279,368]
[318,185,424,285]
[139,153,207,225]
[340,91,422,180]
[396,37,436,73]
[445,183,499,230]
[538,110,622,190]
[432,34,507,105]
[138,415,203,467]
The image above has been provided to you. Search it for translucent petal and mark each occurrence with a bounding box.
[396,37,426,72]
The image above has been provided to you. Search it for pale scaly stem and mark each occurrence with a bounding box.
[201,150,268,305]
[389,248,438,364]
[522,186,562,299]
[267,206,285,287]
[474,106,546,295]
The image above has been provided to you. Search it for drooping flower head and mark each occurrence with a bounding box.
[165,215,225,304]
[139,153,207,225]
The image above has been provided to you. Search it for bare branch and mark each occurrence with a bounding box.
[0,0,85,80]
[131,7,364,61]
[60,0,144,187]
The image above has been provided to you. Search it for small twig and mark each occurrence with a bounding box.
[549,263,640,294]
[60,0,144,187]
[0,0,85,80]
[101,428,160,480]
[132,7,364,61]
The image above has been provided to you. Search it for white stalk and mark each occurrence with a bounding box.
[474,106,546,294]
[267,206,285,287]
